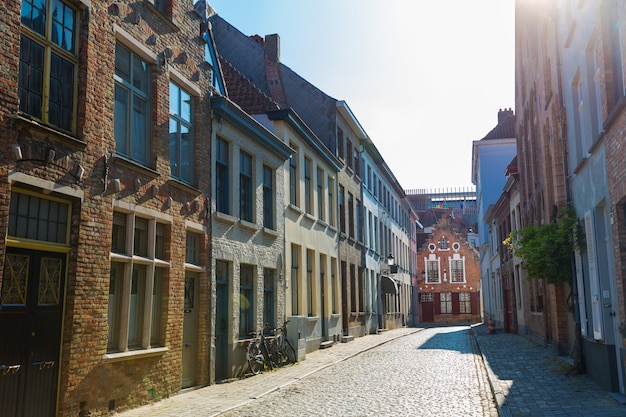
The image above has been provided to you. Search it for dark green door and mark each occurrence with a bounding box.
[214,261,229,381]
[0,248,66,417]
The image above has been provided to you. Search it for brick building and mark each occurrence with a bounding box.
[0,0,214,415]
[417,220,480,324]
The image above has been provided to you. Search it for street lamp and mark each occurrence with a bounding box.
[386,253,398,274]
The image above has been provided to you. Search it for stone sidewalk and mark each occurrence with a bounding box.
[472,323,626,417]
[115,324,626,417]
[114,328,420,417]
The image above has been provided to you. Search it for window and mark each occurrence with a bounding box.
[262,165,274,229]
[328,176,336,226]
[356,199,363,242]
[317,167,324,221]
[240,151,253,222]
[337,128,344,160]
[108,213,167,352]
[216,137,229,214]
[346,140,353,169]
[114,44,151,165]
[304,157,312,214]
[440,292,452,314]
[450,259,465,283]
[426,260,439,283]
[289,146,298,206]
[348,192,354,238]
[263,268,275,330]
[169,82,194,184]
[354,147,360,177]
[350,264,356,313]
[331,258,337,314]
[358,267,364,312]
[367,166,372,191]
[186,231,201,265]
[19,0,77,132]
[239,264,254,338]
[291,245,300,315]
[420,293,433,303]
[339,185,345,233]
[439,236,448,250]
[8,191,69,244]
[307,249,314,316]
[460,292,471,314]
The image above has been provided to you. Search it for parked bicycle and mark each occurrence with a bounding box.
[268,320,296,367]
[245,329,273,375]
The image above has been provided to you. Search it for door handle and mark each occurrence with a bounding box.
[0,364,21,375]
[32,361,55,370]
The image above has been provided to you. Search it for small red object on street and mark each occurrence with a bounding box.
[488,316,494,334]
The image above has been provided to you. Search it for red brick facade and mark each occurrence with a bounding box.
[0,0,213,415]
[417,221,481,325]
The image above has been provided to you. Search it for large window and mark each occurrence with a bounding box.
[216,137,229,214]
[291,245,299,315]
[262,165,274,229]
[317,167,324,221]
[108,213,167,352]
[263,268,275,330]
[328,176,336,227]
[426,260,440,283]
[19,0,77,132]
[450,259,465,283]
[114,44,151,165]
[304,157,312,214]
[169,82,194,184]
[348,192,354,238]
[289,143,298,206]
[331,258,337,314]
[440,292,452,314]
[240,151,253,222]
[239,264,254,338]
[460,292,471,314]
[339,185,345,233]
[307,249,314,316]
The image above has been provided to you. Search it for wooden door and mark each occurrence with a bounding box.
[182,274,198,388]
[0,248,66,417]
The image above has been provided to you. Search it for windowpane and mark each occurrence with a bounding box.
[18,35,44,120]
[155,223,165,260]
[107,262,123,350]
[151,268,163,345]
[263,165,273,229]
[133,218,148,257]
[128,265,146,347]
[239,264,254,338]
[240,151,253,222]
[22,0,46,35]
[263,268,275,329]
[115,44,151,164]
[111,213,127,254]
[216,138,229,214]
[170,83,194,183]
[51,0,75,52]
[186,232,201,265]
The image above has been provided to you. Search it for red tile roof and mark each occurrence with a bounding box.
[219,56,279,114]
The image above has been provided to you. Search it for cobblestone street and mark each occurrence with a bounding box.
[219,326,497,417]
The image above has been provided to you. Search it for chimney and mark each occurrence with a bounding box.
[264,33,287,108]
[265,34,280,63]
[498,108,513,123]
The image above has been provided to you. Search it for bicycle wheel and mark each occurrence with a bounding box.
[284,339,296,364]
[247,342,263,375]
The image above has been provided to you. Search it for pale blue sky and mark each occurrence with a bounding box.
[208,0,515,191]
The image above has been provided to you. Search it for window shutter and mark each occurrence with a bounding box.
[434,293,441,315]
[574,251,588,337]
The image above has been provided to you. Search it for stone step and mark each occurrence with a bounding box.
[319,340,334,349]
[341,335,355,343]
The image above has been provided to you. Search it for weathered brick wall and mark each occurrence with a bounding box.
[1,0,213,415]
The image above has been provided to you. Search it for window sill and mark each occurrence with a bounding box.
[12,113,87,150]
[239,219,260,232]
[306,315,320,322]
[169,178,201,195]
[304,212,316,223]
[144,0,180,31]
[287,204,304,215]
[214,211,237,225]
[112,154,159,178]
[103,346,168,363]
[316,219,329,229]
[262,227,279,238]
